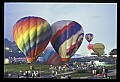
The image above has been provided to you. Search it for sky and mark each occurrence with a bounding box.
[4,2,117,55]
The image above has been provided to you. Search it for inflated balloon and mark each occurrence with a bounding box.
[13,16,52,63]
[87,44,94,54]
[85,33,94,43]
[87,44,93,50]
[50,20,84,62]
[42,47,65,66]
[92,43,105,57]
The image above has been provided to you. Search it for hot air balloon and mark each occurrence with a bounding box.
[42,47,65,66]
[85,33,94,44]
[87,44,94,54]
[92,43,105,57]
[50,20,84,62]
[13,16,52,63]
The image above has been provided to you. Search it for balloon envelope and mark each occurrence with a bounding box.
[87,44,94,54]
[13,16,52,63]
[42,47,65,66]
[92,43,105,56]
[50,20,84,62]
[85,33,94,43]
[87,44,93,50]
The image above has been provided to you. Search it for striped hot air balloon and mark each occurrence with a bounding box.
[13,16,52,63]
[50,20,84,62]
[42,47,65,66]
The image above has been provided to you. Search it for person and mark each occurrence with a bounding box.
[25,70,29,78]
[68,75,71,79]
[105,68,108,78]
[4,69,8,78]
[30,65,33,70]
[32,71,35,78]
[61,76,64,79]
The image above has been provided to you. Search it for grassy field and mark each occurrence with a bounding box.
[4,62,116,79]
[4,62,50,74]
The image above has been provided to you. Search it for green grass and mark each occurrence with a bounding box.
[4,62,116,79]
[4,63,50,73]
[96,63,116,66]
[70,72,92,77]
[106,64,116,70]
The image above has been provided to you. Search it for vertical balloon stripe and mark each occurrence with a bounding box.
[46,54,58,64]
[23,26,51,57]
[43,22,48,32]
[13,24,24,52]
[43,50,54,61]
[28,40,49,58]
[22,18,30,44]
[42,47,64,65]
[29,26,37,41]
[34,17,38,59]
[50,54,59,64]
[37,22,43,35]
[35,18,43,58]
[29,17,36,58]
[36,40,49,57]
[17,20,27,55]
[25,17,31,57]
[55,58,63,65]
[51,30,59,44]
[22,18,31,55]
[32,17,37,58]
[22,18,29,56]
[51,55,61,65]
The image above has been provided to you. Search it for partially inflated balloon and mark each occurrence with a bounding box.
[87,44,94,54]
[13,16,52,63]
[50,20,84,62]
[92,43,105,57]
[85,33,94,43]
[42,47,65,66]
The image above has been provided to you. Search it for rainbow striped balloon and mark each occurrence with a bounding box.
[13,16,52,63]
[42,47,65,66]
[51,20,84,62]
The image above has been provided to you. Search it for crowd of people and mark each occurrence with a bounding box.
[4,61,110,79]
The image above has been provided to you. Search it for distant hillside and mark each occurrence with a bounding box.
[4,38,25,58]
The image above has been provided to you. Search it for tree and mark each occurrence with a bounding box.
[109,49,117,55]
